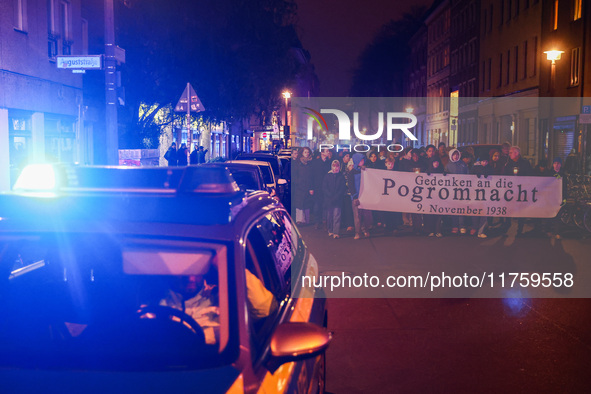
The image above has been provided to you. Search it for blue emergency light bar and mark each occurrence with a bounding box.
[11,164,240,195]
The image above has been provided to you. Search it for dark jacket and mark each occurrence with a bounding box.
[164,146,178,166]
[292,159,314,209]
[502,157,532,176]
[322,171,346,208]
[177,147,189,166]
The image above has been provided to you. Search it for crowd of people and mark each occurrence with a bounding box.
[164,142,209,166]
[292,142,567,240]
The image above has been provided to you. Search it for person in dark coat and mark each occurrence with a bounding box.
[164,142,178,166]
[311,149,331,228]
[502,146,532,236]
[486,148,504,175]
[293,147,314,224]
[177,143,189,166]
[322,160,346,238]
[189,144,199,165]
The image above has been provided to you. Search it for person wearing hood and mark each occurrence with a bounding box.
[445,148,469,234]
[322,160,346,238]
[346,153,372,239]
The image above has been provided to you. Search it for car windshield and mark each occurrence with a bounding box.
[0,233,234,371]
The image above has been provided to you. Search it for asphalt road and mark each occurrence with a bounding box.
[299,222,591,393]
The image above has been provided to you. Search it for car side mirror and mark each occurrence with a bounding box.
[277,178,287,185]
[266,322,332,373]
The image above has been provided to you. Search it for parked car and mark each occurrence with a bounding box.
[226,159,285,201]
[234,153,285,181]
[203,161,267,194]
[0,164,330,393]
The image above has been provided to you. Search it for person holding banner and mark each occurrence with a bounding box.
[502,146,532,236]
[348,153,372,239]
[425,147,444,237]
[445,149,469,234]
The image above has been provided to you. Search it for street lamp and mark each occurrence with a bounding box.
[282,91,291,148]
[544,50,564,94]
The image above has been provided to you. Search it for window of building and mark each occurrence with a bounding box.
[482,61,486,91]
[506,50,511,85]
[553,0,558,30]
[573,0,582,20]
[514,46,519,82]
[14,0,28,32]
[47,0,57,60]
[47,0,56,34]
[488,58,492,90]
[498,53,503,88]
[533,36,538,76]
[483,9,488,34]
[507,0,512,22]
[570,47,580,86]
[523,40,528,79]
[81,19,88,55]
[489,4,494,32]
[60,1,71,55]
[500,0,505,25]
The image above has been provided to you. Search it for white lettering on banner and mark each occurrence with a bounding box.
[358,169,562,218]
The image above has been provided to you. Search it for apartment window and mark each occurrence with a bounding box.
[482,61,486,91]
[500,0,505,25]
[525,0,529,8]
[533,36,538,76]
[81,19,88,54]
[498,53,503,87]
[514,46,519,82]
[507,0,512,22]
[47,0,56,34]
[47,0,57,60]
[570,47,580,86]
[483,9,488,34]
[573,0,582,20]
[523,40,528,79]
[506,50,510,85]
[553,0,558,30]
[14,0,28,32]
[59,1,71,55]
[489,4,494,32]
[515,0,520,17]
[488,58,492,90]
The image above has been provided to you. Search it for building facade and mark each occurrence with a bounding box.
[425,0,452,147]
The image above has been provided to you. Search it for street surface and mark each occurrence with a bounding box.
[299,223,591,393]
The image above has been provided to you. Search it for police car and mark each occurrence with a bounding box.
[0,164,329,393]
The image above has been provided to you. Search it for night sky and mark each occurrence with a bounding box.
[296,0,434,97]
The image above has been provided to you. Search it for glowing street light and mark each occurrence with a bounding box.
[544,49,563,94]
[405,106,414,114]
[282,91,291,148]
[544,50,564,64]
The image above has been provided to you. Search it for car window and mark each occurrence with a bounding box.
[229,170,260,191]
[244,211,293,352]
[0,234,233,371]
[258,165,274,185]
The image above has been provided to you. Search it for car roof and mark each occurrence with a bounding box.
[226,159,272,168]
[0,165,278,235]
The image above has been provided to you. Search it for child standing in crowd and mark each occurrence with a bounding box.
[323,160,346,238]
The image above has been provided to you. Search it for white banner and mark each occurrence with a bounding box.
[359,169,562,218]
